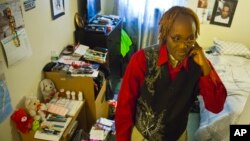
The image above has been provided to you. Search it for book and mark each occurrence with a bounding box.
[68,121,78,141]
[47,103,69,117]
[49,98,84,117]
[83,49,107,64]
[34,117,72,141]
[73,44,89,57]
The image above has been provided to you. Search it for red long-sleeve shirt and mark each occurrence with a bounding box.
[115,45,227,141]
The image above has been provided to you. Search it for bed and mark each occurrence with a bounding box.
[194,39,250,141]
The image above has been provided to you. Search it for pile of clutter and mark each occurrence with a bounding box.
[88,118,115,141]
[107,99,117,119]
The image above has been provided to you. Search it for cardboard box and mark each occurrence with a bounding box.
[44,72,109,131]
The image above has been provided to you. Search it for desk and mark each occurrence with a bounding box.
[44,72,109,131]
[74,17,122,77]
[20,100,86,141]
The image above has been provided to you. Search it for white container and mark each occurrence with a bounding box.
[71,91,76,100]
[78,91,83,101]
[66,90,71,99]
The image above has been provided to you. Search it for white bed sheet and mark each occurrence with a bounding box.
[195,54,250,141]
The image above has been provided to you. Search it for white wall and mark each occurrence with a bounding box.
[0,0,249,141]
[0,1,78,141]
[188,0,250,48]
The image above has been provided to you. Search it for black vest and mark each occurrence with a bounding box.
[135,45,201,141]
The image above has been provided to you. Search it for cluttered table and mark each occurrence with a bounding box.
[19,100,85,141]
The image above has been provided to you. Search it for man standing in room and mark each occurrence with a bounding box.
[115,6,227,141]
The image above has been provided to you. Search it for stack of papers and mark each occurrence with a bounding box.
[83,49,107,64]
[49,98,84,117]
[34,117,72,141]
[47,104,69,117]
[89,127,109,140]
[89,118,115,140]
[68,61,100,77]
[73,44,89,57]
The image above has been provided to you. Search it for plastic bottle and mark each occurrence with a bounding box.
[59,88,65,97]
[51,50,59,62]
[78,91,83,101]
[71,91,76,100]
[66,90,71,99]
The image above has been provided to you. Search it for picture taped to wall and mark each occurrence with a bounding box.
[50,0,65,20]
[0,1,25,41]
[23,0,36,11]
[210,0,238,27]
[196,0,216,24]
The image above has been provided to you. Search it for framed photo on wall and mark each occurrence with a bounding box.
[50,0,65,20]
[210,0,238,27]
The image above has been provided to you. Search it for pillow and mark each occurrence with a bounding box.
[213,38,250,58]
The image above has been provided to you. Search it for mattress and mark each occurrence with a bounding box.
[195,54,250,141]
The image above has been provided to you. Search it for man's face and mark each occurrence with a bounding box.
[221,6,230,19]
[166,15,196,61]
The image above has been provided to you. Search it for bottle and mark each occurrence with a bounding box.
[59,88,65,97]
[66,90,71,99]
[78,91,83,101]
[71,91,76,100]
[51,50,59,62]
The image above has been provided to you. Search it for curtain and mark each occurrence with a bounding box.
[113,0,187,50]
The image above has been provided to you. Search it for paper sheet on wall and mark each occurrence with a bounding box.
[1,28,32,67]
[0,0,18,5]
[195,0,216,24]
[0,0,31,67]
[0,0,24,40]
[0,61,13,123]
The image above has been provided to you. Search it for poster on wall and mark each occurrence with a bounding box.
[23,0,36,11]
[0,0,32,67]
[1,28,32,67]
[0,61,13,123]
[50,0,65,20]
[210,0,238,27]
[195,0,238,27]
[196,0,216,24]
[0,0,24,41]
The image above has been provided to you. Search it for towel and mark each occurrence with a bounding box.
[120,29,132,57]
